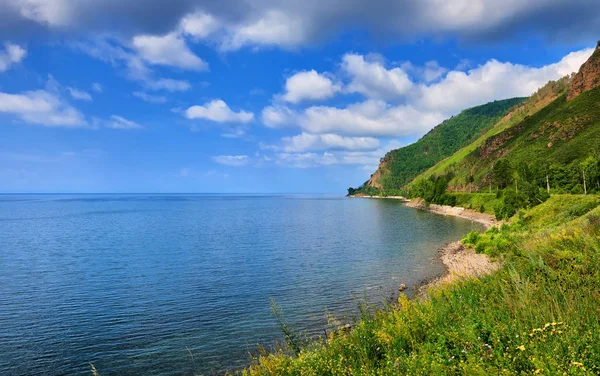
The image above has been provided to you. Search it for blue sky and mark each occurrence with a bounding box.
[0,1,598,193]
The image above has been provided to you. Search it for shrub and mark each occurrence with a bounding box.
[462,230,480,247]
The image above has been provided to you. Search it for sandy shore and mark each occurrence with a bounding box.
[416,241,500,297]
[349,194,410,201]
[403,198,497,228]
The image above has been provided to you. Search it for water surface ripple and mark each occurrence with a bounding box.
[0,194,481,375]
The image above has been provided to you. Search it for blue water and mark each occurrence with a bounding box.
[0,194,482,375]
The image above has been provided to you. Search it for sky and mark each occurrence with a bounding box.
[0,1,598,193]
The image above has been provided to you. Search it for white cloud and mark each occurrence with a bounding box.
[186,100,254,123]
[180,12,220,40]
[281,70,341,103]
[274,132,380,152]
[67,87,92,101]
[417,47,594,113]
[220,10,307,51]
[106,115,143,129]
[132,91,167,104]
[0,89,86,127]
[132,32,208,71]
[0,43,26,72]
[261,105,298,128]
[9,0,72,27]
[300,100,445,137]
[73,37,192,92]
[423,61,447,82]
[276,152,337,168]
[212,155,249,166]
[91,82,103,92]
[272,140,404,168]
[342,53,413,100]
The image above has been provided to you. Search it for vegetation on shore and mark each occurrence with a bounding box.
[245,43,600,376]
[244,194,600,375]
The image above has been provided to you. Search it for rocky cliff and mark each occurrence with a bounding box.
[567,41,600,101]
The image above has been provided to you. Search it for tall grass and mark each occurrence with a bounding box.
[244,196,600,375]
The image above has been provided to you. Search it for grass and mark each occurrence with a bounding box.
[450,192,501,215]
[243,194,600,375]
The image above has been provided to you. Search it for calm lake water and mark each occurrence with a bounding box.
[0,194,482,375]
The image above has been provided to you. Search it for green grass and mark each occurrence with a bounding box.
[517,195,600,229]
[243,195,600,375]
[449,192,501,215]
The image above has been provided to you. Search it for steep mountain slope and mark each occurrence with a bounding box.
[351,97,525,194]
[410,42,600,195]
[415,75,573,188]
[567,41,600,100]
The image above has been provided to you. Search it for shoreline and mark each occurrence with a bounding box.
[403,197,497,229]
[349,194,497,228]
[350,195,499,296]
[415,240,500,298]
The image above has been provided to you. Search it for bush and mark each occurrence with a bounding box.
[570,184,584,194]
[462,230,480,247]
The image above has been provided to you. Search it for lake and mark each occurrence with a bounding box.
[0,194,482,375]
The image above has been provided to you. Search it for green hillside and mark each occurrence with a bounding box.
[406,45,600,197]
[410,85,600,196]
[416,76,573,184]
[349,97,525,195]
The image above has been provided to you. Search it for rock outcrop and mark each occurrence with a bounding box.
[567,41,600,101]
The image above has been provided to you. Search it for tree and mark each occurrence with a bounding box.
[492,159,513,189]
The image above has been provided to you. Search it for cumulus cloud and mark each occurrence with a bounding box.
[342,53,413,100]
[301,101,445,137]
[212,155,249,166]
[0,42,26,72]
[423,61,448,82]
[106,115,143,129]
[132,91,167,104]
[270,133,380,152]
[281,70,341,103]
[132,32,208,71]
[0,89,86,127]
[417,47,594,113]
[220,10,307,51]
[186,100,254,123]
[67,87,92,101]
[403,60,448,83]
[260,47,593,138]
[180,12,220,40]
[261,105,298,128]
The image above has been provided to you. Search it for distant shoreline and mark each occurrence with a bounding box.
[349,195,496,228]
[349,195,499,296]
